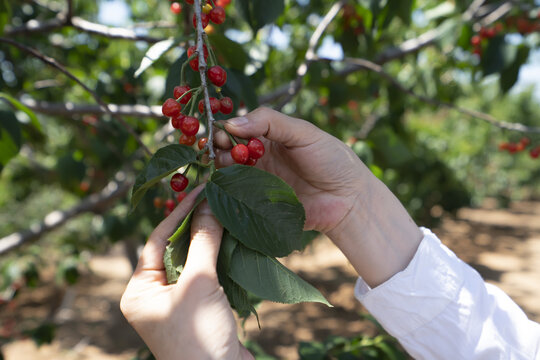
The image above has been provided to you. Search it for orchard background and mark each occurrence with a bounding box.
[1,0,540,359]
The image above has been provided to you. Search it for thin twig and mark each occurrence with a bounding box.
[261,0,512,106]
[0,37,153,156]
[20,99,165,118]
[275,0,346,110]
[333,56,540,134]
[194,0,216,160]
[0,174,132,256]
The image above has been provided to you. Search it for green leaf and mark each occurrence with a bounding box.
[0,110,22,172]
[228,242,330,306]
[0,0,11,36]
[218,233,257,319]
[481,36,506,76]
[0,92,42,132]
[237,0,285,32]
[208,34,248,71]
[206,165,305,257]
[222,69,258,111]
[500,45,530,93]
[163,191,207,283]
[164,214,192,283]
[131,144,197,210]
[134,38,176,78]
[298,341,327,360]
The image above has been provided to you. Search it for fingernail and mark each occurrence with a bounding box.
[226,116,248,127]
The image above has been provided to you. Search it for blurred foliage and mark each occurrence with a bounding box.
[0,0,539,356]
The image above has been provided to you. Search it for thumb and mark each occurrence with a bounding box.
[182,201,223,278]
[224,107,322,148]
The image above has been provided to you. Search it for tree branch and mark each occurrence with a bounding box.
[331,56,540,134]
[275,0,346,111]
[0,175,132,256]
[0,37,152,156]
[21,99,165,118]
[260,0,512,106]
[5,6,165,43]
[194,0,216,160]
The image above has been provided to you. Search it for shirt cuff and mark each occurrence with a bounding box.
[354,227,466,338]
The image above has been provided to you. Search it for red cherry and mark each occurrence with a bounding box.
[231,144,249,164]
[179,134,197,146]
[193,12,210,29]
[153,197,164,209]
[176,192,187,203]
[508,143,518,153]
[162,98,182,117]
[198,137,208,150]
[198,98,221,114]
[245,157,257,166]
[208,66,227,87]
[173,85,192,104]
[185,0,194,4]
[530,147,540,159]
[520,137,530,146]
[171,114,185,129]
[165,199,176,212]
[187,45,209,59]
[220,97,233,114]
[170,2,182,14]
[170,173,189,192]
[470,35,481,46]
[187,45,208,71]
[247,138,265,159]
[209,6,226,24]
[180,116,200,136]
[498,142,510,151]
[215,0,230,6]
[515,142,525,152]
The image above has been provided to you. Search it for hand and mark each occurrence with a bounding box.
[217,107,422,287]
[216,107,371,233]
[120,188,253,360]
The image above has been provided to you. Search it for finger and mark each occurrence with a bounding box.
[182,201,223,278]
[214,149,234,169]
[213,126,232,149]
[224,107,322,148]
[135,185,205,273]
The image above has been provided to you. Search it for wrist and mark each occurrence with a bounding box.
[326,174,423,288]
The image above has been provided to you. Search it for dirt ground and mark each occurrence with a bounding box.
[1,199,540,359]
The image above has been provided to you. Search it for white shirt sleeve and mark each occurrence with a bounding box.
[354,227,540,360]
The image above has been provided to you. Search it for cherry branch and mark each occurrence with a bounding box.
[275,0,346,110]
[330,56,540,134]
[5,0,165,43]
[0,175,132,256]
[20,99,165,118]
[261,0,511,106]
[194,0,216,160]
[0,37,152,156]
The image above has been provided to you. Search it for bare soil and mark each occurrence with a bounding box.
[2,199,539,359]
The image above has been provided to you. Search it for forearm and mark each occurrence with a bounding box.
[326,173,423,288]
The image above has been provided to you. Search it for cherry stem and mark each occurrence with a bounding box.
[194,0,216,160]
[213,122,238,146]
[187,88,202,116]
[175,87,198,103]
[181,53,198,85]
[203,34,218,67]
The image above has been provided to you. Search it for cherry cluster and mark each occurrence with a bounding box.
[156,0,264,216]
[470,11,540,58]
[169,0,231,16]
[498,137,540,159]
[342,4,364,36]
